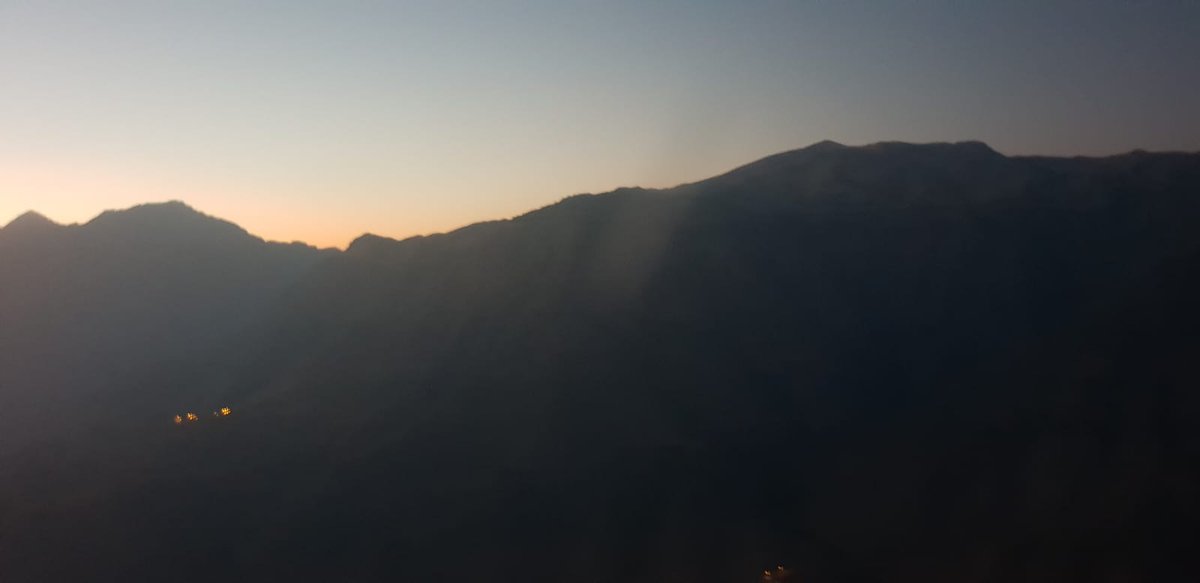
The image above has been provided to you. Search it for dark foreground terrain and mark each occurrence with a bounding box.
[2,141,1198,582]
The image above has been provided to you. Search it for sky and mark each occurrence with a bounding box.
[3,1,1199,248]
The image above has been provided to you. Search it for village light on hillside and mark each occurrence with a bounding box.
[176,407,232,424]
[761,565,793,582]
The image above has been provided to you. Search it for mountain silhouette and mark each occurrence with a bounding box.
[83,200,257,245]
[0,210,64,243]
[0,201,326,450]
[2,142,1199,582]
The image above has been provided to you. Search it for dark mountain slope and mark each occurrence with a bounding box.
[194,142,1200,581]
[2,143,1199,582]
[0,201,327,449]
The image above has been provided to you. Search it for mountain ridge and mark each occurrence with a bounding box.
[0,210,65,242]
[3,141,1200,581]
[11,141,1198,252]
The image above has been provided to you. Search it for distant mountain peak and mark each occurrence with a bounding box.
[93,200,202,220]
[1,211,64,239]
[83,200,255,245]
[347,233,402,255]
[804,139,847,151]
[861,140,1002,157]
[4,210,57,230]
[90,200,216,224]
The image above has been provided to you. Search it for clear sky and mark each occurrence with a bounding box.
[3,1,1198,248]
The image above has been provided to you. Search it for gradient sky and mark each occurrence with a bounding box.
[3,1,1198,247]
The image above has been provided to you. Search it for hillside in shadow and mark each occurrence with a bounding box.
[2,142,1198,582]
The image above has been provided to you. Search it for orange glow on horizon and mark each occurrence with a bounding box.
[0,190,535,251]
[1,155,679,250]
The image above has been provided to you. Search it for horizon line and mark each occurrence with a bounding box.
[5,139,1195,249]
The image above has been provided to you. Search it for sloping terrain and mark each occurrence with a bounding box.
[1,142,1198,582]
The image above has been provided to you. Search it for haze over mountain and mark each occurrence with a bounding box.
[2,141,1199,582]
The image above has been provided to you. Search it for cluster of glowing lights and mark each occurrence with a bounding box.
[173,407,232,424]
[762,565,792,582]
